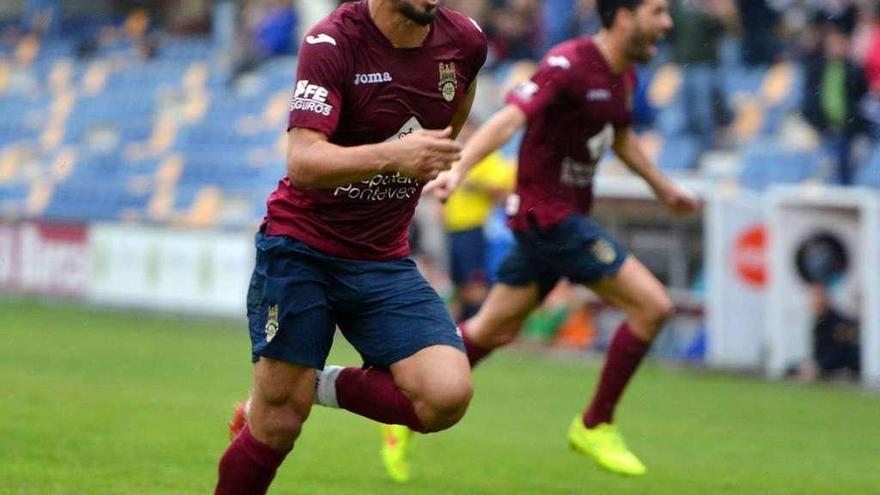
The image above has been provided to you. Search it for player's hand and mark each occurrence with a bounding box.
[658,184,701,215]
[387,127,461,181]
[423,169,462,202]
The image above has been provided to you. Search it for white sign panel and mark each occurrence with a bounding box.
[89,224,254,317]
[706,189,766,369]
[767,186,880,387]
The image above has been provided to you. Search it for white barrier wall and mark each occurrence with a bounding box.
[89,224,254,317]
[705,188,767,369]
[767,187,880,387]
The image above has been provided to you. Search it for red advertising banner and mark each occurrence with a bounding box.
[0,222,90,298]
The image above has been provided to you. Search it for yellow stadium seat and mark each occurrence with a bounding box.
[731,98,764,141]
[761,62,794,107]
[26,179,53,216]
[648,64,682,108]
[187,186,221,227]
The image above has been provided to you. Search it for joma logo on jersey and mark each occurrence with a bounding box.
[587,89,611,101]
[290,80,334,116]
[354,72,393,85]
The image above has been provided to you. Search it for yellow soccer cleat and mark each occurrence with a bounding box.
[567,417,647,477]
[380,424,413,483]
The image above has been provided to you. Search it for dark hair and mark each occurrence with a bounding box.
[596,0,645,29]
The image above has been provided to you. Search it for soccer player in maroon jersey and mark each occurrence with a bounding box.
[422,0,699,477]
[214,1,487,493]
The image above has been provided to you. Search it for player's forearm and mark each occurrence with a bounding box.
[455,105,525,177]
[287,138,394,189]
[613,131,675,197]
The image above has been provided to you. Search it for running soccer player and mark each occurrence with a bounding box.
[214,1,487,493]
[414,0,699,478]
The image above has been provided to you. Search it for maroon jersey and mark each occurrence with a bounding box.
[505,38,637,231]
[265,1,487,260]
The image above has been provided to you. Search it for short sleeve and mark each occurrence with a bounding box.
[616,68,639,130]
[447,11,488,84]
[505,54,573,121]
[287,32,348,135]
[465,20,488,83]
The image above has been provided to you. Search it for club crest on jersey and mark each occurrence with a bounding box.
[438,62,457,102]
[265,305,279,342]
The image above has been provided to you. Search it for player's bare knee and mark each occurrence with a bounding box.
[416,376,473,432]
[635,294,675,334]
[250,393,310,449]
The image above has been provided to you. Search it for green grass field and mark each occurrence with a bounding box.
[2,299,878,495]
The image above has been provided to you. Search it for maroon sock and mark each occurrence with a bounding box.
[215,424,289,495]
[461,321,492,367]
[582,322,651,428]
[335,367,427,433]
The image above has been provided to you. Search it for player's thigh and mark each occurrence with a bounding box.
[333,257,464,369]
[469,282,542,347]
[247,232,336,370]
[588,255,673,322]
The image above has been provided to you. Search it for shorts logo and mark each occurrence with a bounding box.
[438,62,457,102]
[265,305,279,342]
[591,239,617,265]
[290,80,334,116]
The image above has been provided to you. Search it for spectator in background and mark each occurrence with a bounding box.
[802,16,870,185]
[857,2,880,94]
[443,0,490,25]
[22,0,59,36]
[230,0,298,82]
[252,0,298,56]
[736,0,781,66]
[542,0,601,51]
[671,0,733,151]
[813,0,858,36]
[487,0,542,63]
[443,119,515,321]
[799,284,860,382]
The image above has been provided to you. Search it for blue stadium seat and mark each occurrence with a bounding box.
[44,181,151,222]
[657,135,701,173]
[0,182,30,203]
[855,145,880,188]
[655,100,688,137]
[739,142,821,191]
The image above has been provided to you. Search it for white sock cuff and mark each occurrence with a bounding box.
[315,365,343,408]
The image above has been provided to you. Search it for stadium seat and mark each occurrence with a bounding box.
[657,135,701,173]
[739,142,821,191]
[855,144,880,188]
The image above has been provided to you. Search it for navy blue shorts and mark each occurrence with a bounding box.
[246,233,464,369]
[496,215,628,298]
[448,227,487,285]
